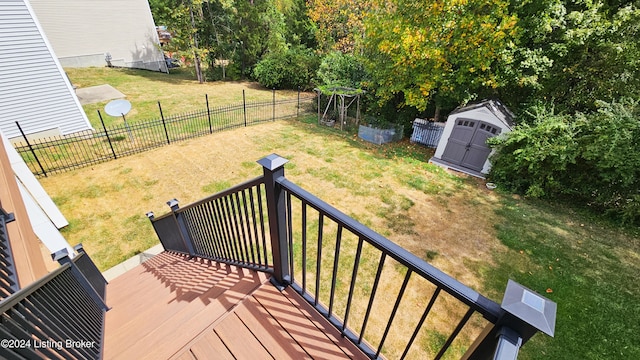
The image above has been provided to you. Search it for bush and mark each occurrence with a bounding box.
[489,99,640,223]
[317,51,367,88]
[253,46,319,90]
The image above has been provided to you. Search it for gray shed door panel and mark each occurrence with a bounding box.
[441,119,501,172]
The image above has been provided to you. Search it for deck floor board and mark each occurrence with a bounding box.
[103,252,369,360]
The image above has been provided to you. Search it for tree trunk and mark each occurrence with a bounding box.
[434,104,441,122]
[189,2,204,84]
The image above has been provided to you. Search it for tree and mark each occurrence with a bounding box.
[149,0,207,82]
[317,51,366,88]
[361,0,518,119]
[499,1,640,113]
[307,0,370,53]
[253,46,319,89]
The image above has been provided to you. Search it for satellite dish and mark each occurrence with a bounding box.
[104,99,134,142]
[105,99,132,116]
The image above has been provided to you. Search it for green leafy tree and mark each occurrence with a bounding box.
[362,0,518,118]
[500,1,640,112]
[150,0,207,82]
[307,0,370,52]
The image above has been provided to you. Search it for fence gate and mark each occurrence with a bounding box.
[410,119,445,148]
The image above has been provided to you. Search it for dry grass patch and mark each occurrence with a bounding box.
[40,119,506,358]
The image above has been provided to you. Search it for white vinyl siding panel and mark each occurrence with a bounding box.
[29,0,167,71]
[0,0,92,139]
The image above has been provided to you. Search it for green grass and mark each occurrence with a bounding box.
[67,67,302,128]
[479,196,640,359]
[44,68,639,359]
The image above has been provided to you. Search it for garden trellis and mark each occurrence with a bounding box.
[315,86,363,130]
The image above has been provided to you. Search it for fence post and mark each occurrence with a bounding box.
[462,280,557,360]
[206,94,212,134]
[243,89,247,127]
[52,249,108,311]
[297,87,300,118]
[317,88,321,125]
[98,110,117,159]
[158,101,171,145]
[15,121,46,177]
[257,154,290,289]
[272,88,276,121]
[166,199,196,257]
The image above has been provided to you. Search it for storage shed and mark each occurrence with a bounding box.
[430,100,514,178]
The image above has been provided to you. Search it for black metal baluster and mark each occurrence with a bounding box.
[400,287,442,359]
[328,224,343,318]
[342,237,364,333]
[376,270,413,358]
[315,213,323,306]
[359,252,386,345]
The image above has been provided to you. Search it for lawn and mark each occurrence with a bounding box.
[66,67,302,128]
[39,68,639,359]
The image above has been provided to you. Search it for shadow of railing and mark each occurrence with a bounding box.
[149,154,556,360]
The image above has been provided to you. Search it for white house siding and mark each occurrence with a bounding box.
[29,0,168,72]
[0,0,93,140]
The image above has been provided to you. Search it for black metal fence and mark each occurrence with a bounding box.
[13,90,316,177]
[149,154,556,360]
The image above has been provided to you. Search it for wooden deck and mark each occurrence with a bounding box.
[103,252,369,359]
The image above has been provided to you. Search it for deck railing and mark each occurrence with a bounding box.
[149,154,556,359]
[0,247,108,359]
[148,176,272,274]
[0,207,19,300]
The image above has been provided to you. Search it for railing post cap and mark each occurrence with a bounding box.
[257,154,288,171]
[501,279,557,337]
[52,248,70,262]
[73,243,85,253]
[166,199,179,211]
[146,211,155,220]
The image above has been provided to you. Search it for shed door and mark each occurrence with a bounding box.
[441,119,501,172]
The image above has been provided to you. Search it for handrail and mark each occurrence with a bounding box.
[152,176,271,271]
[0,262,70,311]
[277,177,503,322]
[178,176,265,212]
[0,206,19,299]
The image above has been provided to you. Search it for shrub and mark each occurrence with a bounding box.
[317,51,367,88]
[489,99,640,223]
[253,46,319,90]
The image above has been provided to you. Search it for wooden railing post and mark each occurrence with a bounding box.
[257,154,290,289]
[463,280,557,359]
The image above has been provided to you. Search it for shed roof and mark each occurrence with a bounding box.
[449,99,515,127]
